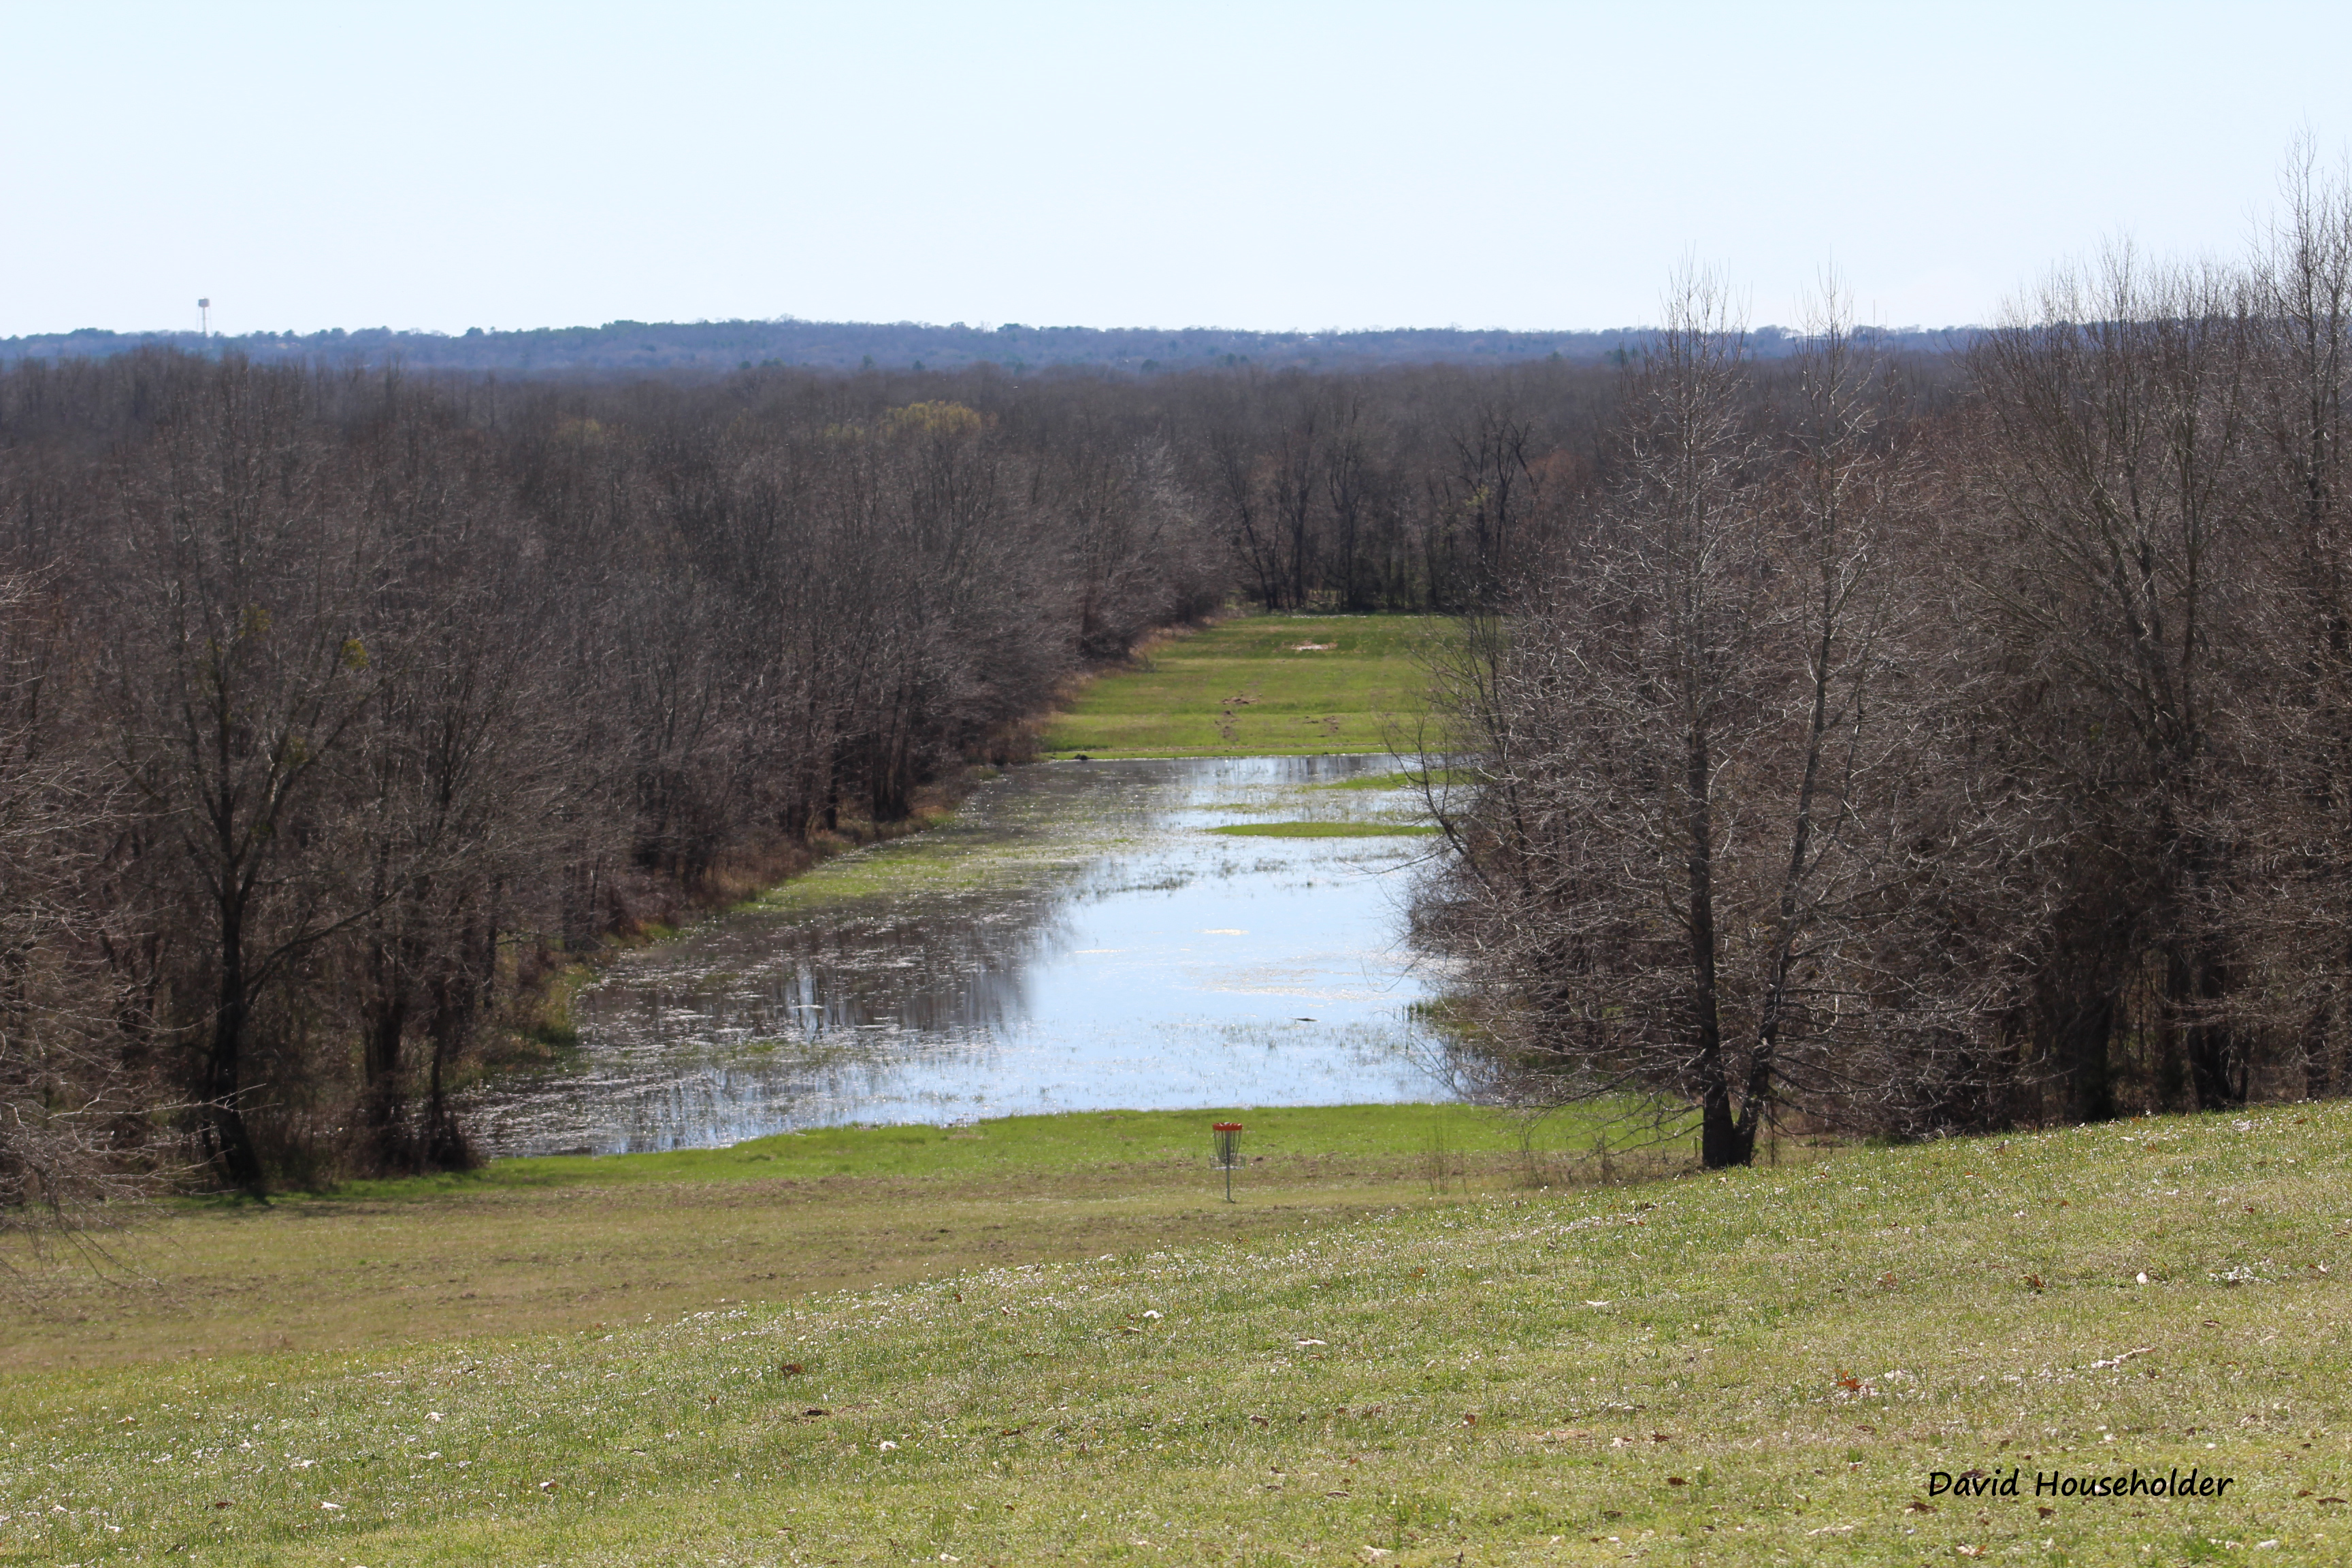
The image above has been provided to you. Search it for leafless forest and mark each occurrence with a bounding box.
[0,343,1607,1207]
[5,164,2350,1215]
[1416,161,2352,1166]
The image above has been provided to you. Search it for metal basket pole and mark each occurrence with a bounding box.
[1213,1122,1243,1202]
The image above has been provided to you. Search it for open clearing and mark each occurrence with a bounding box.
[1,1106,1659,1371]
[1039,615,1450,759]
[7,1105,2346,1565]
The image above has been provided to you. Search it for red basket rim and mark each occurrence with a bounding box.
[1211,1122,1244,1131]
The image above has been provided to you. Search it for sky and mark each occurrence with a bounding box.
[5,0,2350,338]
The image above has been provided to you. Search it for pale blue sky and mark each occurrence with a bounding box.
[4,1,2347,338]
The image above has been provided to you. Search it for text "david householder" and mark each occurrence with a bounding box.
[1929,1468,2236,1500]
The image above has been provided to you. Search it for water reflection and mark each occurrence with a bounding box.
[466,754,1452,1154]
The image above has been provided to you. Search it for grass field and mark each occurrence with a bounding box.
[12,612,2340,1565]
[1039,616,1452,759]
[8,1103,2347,1565]
[1,1105,1666,1372]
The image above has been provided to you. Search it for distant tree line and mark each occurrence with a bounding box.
[0,317,1964,379]
[1413,152,2352,1163]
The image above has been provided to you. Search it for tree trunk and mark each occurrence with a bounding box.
[423,975,476,1171]
[360,982,410,1171]
[2179,944,2243,1107]
[204,896,264,1191]
[1686,721,1751,1169]
[2057,990,2117,1124]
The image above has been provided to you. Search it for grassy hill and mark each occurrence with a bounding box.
[1,1105,1635,1372]
[1040,615,1452,760]
[6,1104,2346,1564]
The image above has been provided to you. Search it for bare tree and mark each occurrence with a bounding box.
[1419,278,1970,1162]
[0,572,156,1240]
[1965,250,2263,1113]
[105,365,389,1188]
[2243,141,2352,1096]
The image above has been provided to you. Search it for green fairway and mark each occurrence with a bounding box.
[0,1104,1673,1372]
[7,1105,2347,1565]
[1039,615,1452,759]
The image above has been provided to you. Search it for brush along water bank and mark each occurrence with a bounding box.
[1041,615,1451,759]
[6,1105,2344,1565]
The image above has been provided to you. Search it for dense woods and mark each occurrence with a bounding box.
[0,350,1602,1205]
[6,159,2351,1209]
[1414,159,2352,1163]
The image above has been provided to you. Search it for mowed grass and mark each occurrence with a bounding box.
[1040,615,1452,759]
[9,1106,2349,1565]
[0,1105,1660,1372]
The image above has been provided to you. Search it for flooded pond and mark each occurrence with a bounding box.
[467,754,1456,1155]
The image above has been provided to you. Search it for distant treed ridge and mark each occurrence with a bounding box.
[0,318,1968,376]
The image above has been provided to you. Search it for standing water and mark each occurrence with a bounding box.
[466,754,1454,1154]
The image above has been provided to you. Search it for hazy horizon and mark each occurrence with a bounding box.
[1,316,1983,379]
[6,1,2349,340]
[7,313,1978,340]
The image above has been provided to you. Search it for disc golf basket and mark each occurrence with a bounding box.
[1212,1122,1244,1202]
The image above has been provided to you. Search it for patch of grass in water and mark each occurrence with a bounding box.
[1205,819,1441,837]
[1301,766,1462,791]
[749,833,1019,911]
[749,812,1085,915]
